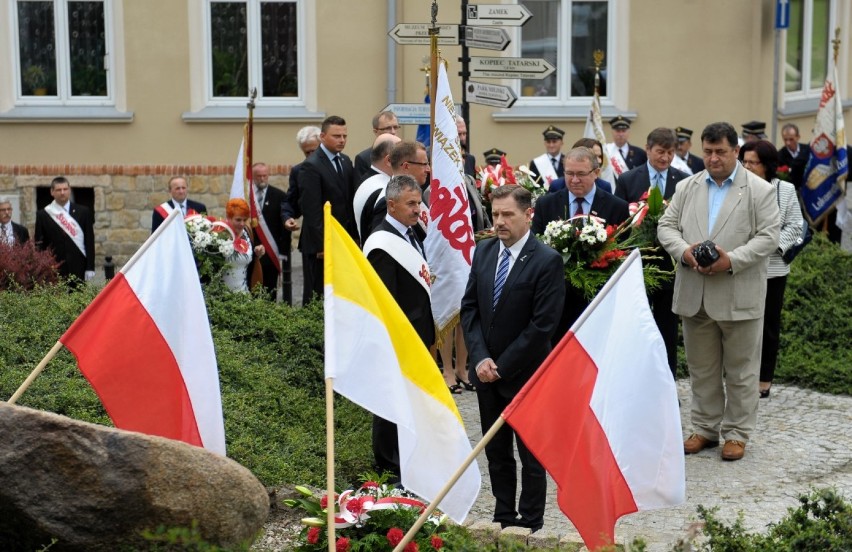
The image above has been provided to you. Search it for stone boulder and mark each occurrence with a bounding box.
[0,403,269,551]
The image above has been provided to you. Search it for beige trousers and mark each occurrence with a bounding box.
[681,306,763,443]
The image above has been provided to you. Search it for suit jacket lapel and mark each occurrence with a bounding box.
[710,172,746,240]
[692,175,711,239]
[665,172,678,198]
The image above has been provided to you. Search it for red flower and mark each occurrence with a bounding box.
[361,481,379,489]
[404,542,419,552]
[307,527,321,544]
[336,536,350,552]
[320,493,337,509]
[430,535,444,549]
[387,527,404,546]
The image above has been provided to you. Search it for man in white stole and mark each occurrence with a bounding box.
[35,176,95,286]
[363,174,434,481]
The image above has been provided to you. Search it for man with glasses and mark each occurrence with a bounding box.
[531,147,629,342]
[0,199,29,245]
[354,110,400,183]
[615,127,689,379]
[658,122,779,462]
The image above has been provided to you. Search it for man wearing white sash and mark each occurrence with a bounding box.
[35,176,95,286]
[353,133,400,245]
[529,125,565,184]
[152,176,207,233]
[364,174,434,481]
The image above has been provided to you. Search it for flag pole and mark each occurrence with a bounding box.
[246,88,256,207]
[323,202,336,551]
[429,0,438,145]
[6,208,186,405]
[393,415,506,552]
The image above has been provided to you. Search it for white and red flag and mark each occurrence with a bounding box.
[583,89,616,186]
[424,62,475,339]
[503,249,684,550]
[230,131,281,272]
[61,209,226,455]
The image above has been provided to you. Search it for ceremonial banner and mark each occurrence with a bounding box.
[424,62,475,339]
[583,91,616,186]
[323,204,480,523]
[61,209,226,455]
[230,132,281,272]
[504,250,685,551]
[802,60,848,224]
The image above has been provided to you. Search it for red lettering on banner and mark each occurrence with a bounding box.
[419,264,432,288]
[56,213,78,237]
[430,178,474,264]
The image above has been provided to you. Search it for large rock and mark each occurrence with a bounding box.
[0,403,269,551]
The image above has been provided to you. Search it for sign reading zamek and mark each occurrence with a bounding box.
[387,23,460,45]
[469,57,555,80]
[466,4,532,26]
[466,81,517,108]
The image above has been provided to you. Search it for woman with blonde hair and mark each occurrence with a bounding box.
[222,198,265,292]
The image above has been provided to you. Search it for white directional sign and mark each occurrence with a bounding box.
[466,4,532,26]
[466,81,517,108]
[469,57,555,80]
[388,23,459,45]
[382,103,430,125]
[463,26,510,51]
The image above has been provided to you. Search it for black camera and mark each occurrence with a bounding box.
[692,240,720,268]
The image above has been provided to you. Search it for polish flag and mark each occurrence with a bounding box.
[61,209,226,455]
[503,249,684,550]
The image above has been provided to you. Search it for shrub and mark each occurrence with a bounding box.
[0,241,60,290]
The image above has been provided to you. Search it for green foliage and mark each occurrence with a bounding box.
[776,233,852,394]
[140,520,252,551]
[0,282,373,491]
[691,488,852,551]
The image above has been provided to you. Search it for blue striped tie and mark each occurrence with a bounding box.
[493,248,511,309]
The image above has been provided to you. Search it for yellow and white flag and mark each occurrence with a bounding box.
[323,204,480,523]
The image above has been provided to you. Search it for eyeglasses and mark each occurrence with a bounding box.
[564,170,595,179]
[376,125,401,132]
[742,159,762,167]
[406,160,430,166]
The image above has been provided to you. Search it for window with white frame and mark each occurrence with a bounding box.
[785,0,835,97]
[206,0,300,103]
[518,0,609,102]
[14,0,112,101]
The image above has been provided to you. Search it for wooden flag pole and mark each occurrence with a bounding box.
[7,208,186,405]
[392,415,505,552]
[429,0,438,140]
[325,376,336,552]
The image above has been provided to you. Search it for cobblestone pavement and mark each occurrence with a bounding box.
[453,380,852,550]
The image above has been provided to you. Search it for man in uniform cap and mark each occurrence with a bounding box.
[529,125,565,183]
[675,126,705,175]
[606,115,647,173]
[484,148,506,166]
[741,121,767,143]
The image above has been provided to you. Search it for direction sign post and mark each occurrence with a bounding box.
[381,103,431,126]
[465,81,517,108]
[466,4,532,26]
[388,23,459,46]
[469,56,555,80]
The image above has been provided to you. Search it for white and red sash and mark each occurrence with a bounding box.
[154,201,175,221]
[532,153,559,184]
[353,173,390,236]
[363,229,432,297]
[45,201,85,256]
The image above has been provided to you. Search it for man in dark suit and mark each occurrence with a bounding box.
[0,200,29,245]
[35,176,95,286]
[151,176,207,232]
[528,125,565,183]
[461,184,565,532]
[250,162,288,299]
[608,115,647,170]
[364,175,434,480]
[354,110,399,183]
[675,127,705,175]
[778,123,811,190]
[283,126,320,305]
[298,115,359,303]
[532,147,629,342]
[615,127,689,378]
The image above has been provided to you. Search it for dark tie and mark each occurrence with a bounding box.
[333,154,343,175]
[574,197,585,217]
[493,248,511,309]
[406,227,422,257]
[1,224,8,244]
[551,157,559,171]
